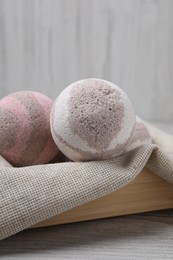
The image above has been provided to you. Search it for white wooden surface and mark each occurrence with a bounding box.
[1,210,173,259]
[0,0,173,121]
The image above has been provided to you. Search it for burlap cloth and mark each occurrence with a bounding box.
[1,121,173,241]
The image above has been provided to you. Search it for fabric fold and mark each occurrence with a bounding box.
[0,122,173,241]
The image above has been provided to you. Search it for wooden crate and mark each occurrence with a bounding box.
[32,167,173,228]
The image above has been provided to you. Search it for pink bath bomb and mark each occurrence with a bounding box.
[0,91,59,166]
[50,78,136,161]
[125,116,152,152]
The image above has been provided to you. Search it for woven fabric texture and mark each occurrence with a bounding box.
[0,122,173,241]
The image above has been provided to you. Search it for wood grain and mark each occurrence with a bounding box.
[32,167,173,228]
[0,0,173,121]
[1,210,173,259]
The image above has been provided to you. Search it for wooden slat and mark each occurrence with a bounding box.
[32,168,173,228]
[1,0,173,122]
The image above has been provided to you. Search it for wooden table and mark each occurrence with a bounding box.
[1,209,173,259]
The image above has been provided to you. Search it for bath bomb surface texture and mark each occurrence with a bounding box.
[0,91,59,166]
[125,116,152,153]
[50,78,136,161]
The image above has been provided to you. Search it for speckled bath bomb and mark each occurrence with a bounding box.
[50,78,136,161]
[0,91,59,166]
[125,116,152,153]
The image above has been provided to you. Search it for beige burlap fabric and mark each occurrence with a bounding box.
[0,122,173,241]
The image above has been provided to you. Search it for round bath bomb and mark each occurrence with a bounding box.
[125,116,152,153]
[50,78,136,161]
[0,91,59,166]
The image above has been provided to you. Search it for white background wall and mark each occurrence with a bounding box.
[0,0,173,122]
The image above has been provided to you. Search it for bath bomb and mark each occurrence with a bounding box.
[125,116,152,153]
[0,91,59,166]
[50,78,136,161]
